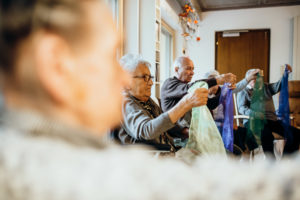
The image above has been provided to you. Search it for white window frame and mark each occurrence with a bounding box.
[106,0,124,59]
[160,20,175,82]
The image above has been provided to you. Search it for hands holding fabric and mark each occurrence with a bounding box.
[246,69,260,82]
[184,87,209,109]
[216,73,236,86]
[285,64,292,73]
[168,88,208,124]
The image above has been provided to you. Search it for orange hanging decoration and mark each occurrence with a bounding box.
[179,3,201,43]
[179,12,188,17]
[182,32,190,37]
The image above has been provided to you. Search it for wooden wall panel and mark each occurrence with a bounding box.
[215,29,270,82]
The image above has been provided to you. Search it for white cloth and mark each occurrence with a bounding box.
[0,108,300,200]
[185,81,226,155]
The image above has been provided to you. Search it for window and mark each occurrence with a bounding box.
[107,0,121,25]
[106,0,124,58]
[160,21,174,83]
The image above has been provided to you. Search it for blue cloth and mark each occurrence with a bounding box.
[219,83,234,152]
[277,65,292,143]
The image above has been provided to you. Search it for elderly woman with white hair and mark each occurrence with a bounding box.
[117,54,209,151]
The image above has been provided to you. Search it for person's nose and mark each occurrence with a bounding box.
[148,78,153,86]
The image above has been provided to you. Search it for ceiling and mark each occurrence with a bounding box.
[176,0,300,12]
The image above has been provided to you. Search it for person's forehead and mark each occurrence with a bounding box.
[181,58,194,68]
[135,64,150,75]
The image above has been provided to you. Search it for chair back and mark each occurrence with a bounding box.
[233,93,249,127]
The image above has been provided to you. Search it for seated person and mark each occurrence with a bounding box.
[161,56,236,128]
[237,67,300,157]
[1,2,300,200]
[117,54,208,151]
[204,70,260,153]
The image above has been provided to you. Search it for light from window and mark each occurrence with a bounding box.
[160,26,173,83]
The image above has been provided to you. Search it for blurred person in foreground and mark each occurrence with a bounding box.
[0,0,132,198]
[117,54,208,151]
[0,1,299,200]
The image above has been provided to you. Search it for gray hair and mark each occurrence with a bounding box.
[173,56,191,69]
[204,70,220,79]
[245,69,257,78]
[120,53,151,73]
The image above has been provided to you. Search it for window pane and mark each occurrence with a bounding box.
[160,27,173,83]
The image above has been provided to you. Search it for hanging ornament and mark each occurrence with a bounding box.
[178,2,201,43]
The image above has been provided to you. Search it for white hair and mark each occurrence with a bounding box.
[119,53,151,73]
[173,56,191,69]
[204,70,220,79]
[245,69,257,78]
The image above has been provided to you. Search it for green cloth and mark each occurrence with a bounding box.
[185,81,226,155]
[249,74,266,139]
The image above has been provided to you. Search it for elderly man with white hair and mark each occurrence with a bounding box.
[161,56,236,129]
[237,66,300,157]
[117,54,209,151]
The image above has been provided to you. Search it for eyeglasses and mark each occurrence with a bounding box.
[133,75,154,82]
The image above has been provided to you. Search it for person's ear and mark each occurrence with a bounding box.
[34,32,75,104]
[175,66,179,73]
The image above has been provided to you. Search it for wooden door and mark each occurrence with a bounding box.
[215,29,270,82]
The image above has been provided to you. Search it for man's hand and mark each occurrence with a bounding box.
[184,87,208,109]
[169,88,208,124]
[246,69,260,82]
[216,73,236,85]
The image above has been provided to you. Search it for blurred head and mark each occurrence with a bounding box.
[174,56,194,83]
[204,70,220,95]
[120,54,153,102]
[246,69,257,88]
[0,0,130,134]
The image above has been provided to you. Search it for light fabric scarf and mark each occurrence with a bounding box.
[249,74,266,138]
[185,81,226,155]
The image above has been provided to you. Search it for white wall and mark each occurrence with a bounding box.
[185,5,300,83]
[139,0,156,70]
[293,15,300,80]
[123,0,140,54]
